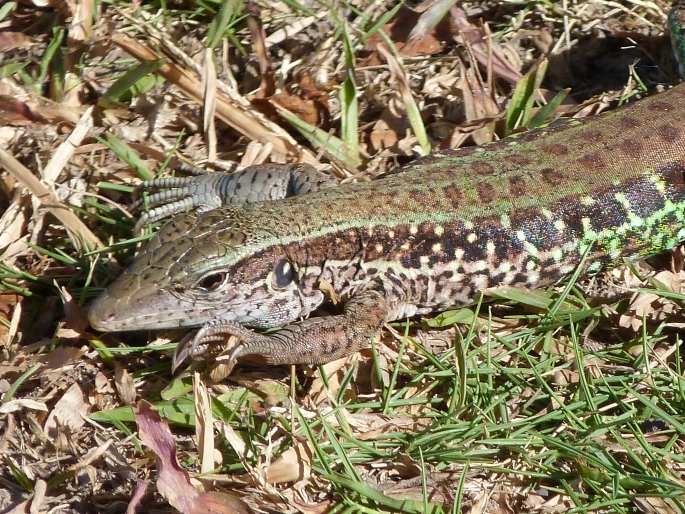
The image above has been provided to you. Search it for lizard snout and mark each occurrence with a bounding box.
[87,293,120,332]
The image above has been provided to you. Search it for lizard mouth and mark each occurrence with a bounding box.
[87,292,145,332]
[87,288,195,332]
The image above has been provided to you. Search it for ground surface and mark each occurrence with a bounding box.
[1,1,685,513]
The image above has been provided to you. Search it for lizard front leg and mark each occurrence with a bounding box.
[136,163,334,229]
[172,288,389,375]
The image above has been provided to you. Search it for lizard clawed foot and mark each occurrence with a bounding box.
[134,174,228,231]
[171,320,268,375]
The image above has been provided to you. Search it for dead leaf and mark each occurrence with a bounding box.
[0,32,36,52]
[189,491,250,514]
[27,479,47,514]
[0,96,49,124]
[265,440,312,484]
[309,357,352,405]
[201,48,218,161]
[0,148,102,250]
[271,93,320,126]
[247,2,275,98]
[67,0,94,43]
[56,285,89,333]
[369,117,400,152]
[38,346,84,372]
[135,400,199,512]
[126,480,149,514]
[43,383,89,440]
[135,401,251,513]
[450,7,522,84]
[0,399,48,414]
[364,6,449,62]
[0,292,21,347]
[115,365,137,405]
[110,34,317,164]
[455,60,500,145]
[290,497,334,514]
[193,373,215,474]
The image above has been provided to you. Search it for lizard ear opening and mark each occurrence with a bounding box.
[272,259,295,289]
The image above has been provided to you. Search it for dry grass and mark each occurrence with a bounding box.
[1,0,685,512]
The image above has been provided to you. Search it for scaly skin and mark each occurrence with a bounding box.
[89,12,685,374]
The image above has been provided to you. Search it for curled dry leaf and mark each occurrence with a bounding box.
[43,383,89,440]
[188,491,250,514]
[246,2,275,98]
[454,61,500,145]
[0,96,49,125]
[56,285,90,333]
[270,93,320,126]
[265,440,312,484]
[115,365,137,405]
[309,357,349,405]
[0,399,48,414]
[619,270,685,331]
[364,6,449,62]
[450,7,523,84]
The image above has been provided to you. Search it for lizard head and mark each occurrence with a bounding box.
[88,207,324,332]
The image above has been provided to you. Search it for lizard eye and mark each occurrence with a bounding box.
[272,259,294,289]
[197,271,227,291]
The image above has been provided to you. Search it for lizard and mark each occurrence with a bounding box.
[88,4,685,376]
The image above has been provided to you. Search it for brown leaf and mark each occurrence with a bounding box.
[369,118,399,152]
[43,383,89,440]
[364,6,449,62]
[450,7,523,84]
[265,440,312,484]
[115,365,137,405]
[270,93,320,126]
[0,96,49,124]
[246,2,275,98]
[38,346,84,371]
[190,492,250,514]
[56,285,90,333]
[0,32,36,52]
[453,61,500,145]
